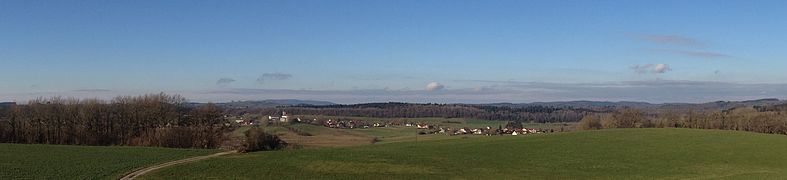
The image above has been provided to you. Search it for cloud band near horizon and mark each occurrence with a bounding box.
[5,80,783,104]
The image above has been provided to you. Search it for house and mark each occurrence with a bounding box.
[279,111,289,122]
[455,128,470,135]
[268,116,280,122]
[512,131,518,136]
[417,124,430,129]
[324,119,337,128]
[266,112,290,123]
[522,128,538,134]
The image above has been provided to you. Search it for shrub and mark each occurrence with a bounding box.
[244,127,287,152]
[577,115,603,130]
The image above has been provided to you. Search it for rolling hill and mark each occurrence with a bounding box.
[142,128,787,179]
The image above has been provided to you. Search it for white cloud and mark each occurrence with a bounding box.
[652,64,670,73]
[426,82,445,91]
[632,64,671,74]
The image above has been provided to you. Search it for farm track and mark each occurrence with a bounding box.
[119,151,237,180]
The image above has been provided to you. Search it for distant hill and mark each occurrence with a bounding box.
[215,99,336,108]
[486,101,658,109]
[661,98,785,111]
[0,102,16,108]
[485,98,786,111]
[204,98,787,111]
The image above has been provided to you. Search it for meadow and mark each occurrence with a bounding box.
[143,128,787,179]
[0,144,218,179]
[296,116,573,130]
[244,116,574,147]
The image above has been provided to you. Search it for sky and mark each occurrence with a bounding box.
[2,0,787,104]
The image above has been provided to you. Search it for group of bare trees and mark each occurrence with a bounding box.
[0,93,226,148]
[578,106,787,135]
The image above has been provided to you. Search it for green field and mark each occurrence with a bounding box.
[0,144,218,179]
[295,116,572,130]
[241,116,573,147]
[143,128,787,179]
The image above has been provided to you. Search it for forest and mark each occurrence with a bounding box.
[226,102,603,123]
[578,104,787,135]
[0,93,226,148]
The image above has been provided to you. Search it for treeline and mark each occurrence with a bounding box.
[578,106,787,135]
[228,103,600,123]
[0,93,227,148]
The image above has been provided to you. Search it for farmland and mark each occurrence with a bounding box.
[233,117,572,147]
[141,128,787,179]
[0,144,218,179]
[295,116,572,130]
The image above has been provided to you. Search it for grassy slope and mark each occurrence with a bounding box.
[144,128,787,179]
[0,144,218,179]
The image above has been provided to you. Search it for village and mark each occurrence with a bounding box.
[227,112,549,136]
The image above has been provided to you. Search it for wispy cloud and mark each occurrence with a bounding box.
[201,87,523,104]
[637,34,704,47]
[448,79,787,103]
[652,49,731,59]
[216,78,236,86]
[257,73,293,84]
[634,34,733,59]
[194,79,787,104]
[72,89,112,92]
[4,80,787,104]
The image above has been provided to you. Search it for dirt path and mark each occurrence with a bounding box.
[120,151,237,180]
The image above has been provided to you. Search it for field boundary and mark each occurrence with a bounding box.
[119,151,237,180]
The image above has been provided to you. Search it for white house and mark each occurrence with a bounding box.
[458,128,468,134]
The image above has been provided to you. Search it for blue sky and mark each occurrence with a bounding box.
[2,0,787,103]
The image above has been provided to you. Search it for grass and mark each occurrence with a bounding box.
[271,124,374,147]
[274,116,573,145]
[250,122,505,147]
[143,128,787,179]
[230,126,252,137]
[0,144,218,179]
[295,115,572,129]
